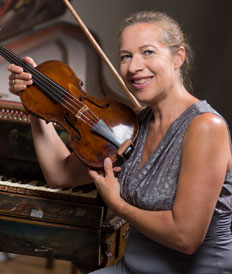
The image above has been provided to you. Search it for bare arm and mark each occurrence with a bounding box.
[8,57,92,188]
[89,113,232,254]
[30,116,92,188]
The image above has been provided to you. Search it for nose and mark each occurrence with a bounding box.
[128,55,144,74]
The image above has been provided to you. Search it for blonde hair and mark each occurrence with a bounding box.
[118,11,194,92]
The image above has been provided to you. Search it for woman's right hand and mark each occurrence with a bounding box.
[8,56,36,96]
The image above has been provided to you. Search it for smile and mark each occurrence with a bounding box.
[131,77,153,87]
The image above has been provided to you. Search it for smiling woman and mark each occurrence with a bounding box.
[119,22,183,104]
[88,11,232,274]
[7,10,232,274]
[118,11,194,93]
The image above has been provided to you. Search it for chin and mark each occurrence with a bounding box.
[136,96,154,105]
[132,91,151,103]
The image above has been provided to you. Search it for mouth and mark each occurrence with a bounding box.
[130,77,153,88]
[132,77,152,84]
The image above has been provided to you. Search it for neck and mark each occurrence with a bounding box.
[149,85,199,129]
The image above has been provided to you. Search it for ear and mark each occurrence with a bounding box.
[174,46,185,69]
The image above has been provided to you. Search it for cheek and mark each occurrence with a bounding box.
[119,65,127,80]
[155,63,174,80]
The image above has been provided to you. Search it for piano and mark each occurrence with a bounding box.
[0,2,129,273]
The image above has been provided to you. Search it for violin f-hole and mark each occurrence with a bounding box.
[79,96,110,109]
[64,113,81,140]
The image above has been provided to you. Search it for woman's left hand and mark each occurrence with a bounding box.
[88,158,124,214]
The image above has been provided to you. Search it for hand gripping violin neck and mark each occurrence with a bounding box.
[0,44,139,169]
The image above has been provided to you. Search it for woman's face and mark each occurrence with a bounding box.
[119,22,180,104]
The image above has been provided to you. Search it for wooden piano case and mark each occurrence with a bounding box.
[0,1,129,272]
[0,105,130,274]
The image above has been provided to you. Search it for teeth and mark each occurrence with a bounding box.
[133,78,151,84]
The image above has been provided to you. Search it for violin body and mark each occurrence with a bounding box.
[20,60,139,169]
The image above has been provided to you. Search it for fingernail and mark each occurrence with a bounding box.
[105,157,111,164]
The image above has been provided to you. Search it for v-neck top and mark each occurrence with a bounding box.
[118,100,232,214]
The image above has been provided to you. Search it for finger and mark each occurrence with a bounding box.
[9,79,31,95]
[113,166,122,173]
[8,69,33,92]
[88,169,102,182]
[104,157,115,179]
[24,56,36,67]
[9,71,32,82]
[8,64,23,74]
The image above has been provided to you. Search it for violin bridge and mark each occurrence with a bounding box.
[76,105,89,119]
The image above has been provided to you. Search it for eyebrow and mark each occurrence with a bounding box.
[120,44,158,54]
[119,49,131,54]
[140,44,159,51]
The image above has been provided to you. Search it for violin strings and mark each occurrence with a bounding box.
[0,45,100,128]
[0,45,94,122]
[32,73,101,128]
[32,75,98,128]
[0,46,84,123]
[2,46,86,116]
[29,71,99,127]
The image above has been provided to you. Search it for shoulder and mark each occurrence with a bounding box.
[182,112,231,162]
[185,112,229,141]
[181,112,232,173]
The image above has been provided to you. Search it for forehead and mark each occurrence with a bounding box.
[120,22,163,48]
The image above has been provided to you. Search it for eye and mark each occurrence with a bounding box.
[120,54,131,62]
[144,49,154,56]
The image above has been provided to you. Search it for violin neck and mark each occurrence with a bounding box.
[0,43,42,86]
[0,44,65,104]
[0,44,29,70]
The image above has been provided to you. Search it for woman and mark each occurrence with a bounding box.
[8,11,232,274]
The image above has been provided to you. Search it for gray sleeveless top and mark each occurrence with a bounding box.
[119,100,232,214]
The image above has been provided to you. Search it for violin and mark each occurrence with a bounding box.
[0,44,139,169]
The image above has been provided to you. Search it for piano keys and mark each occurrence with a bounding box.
[0,176,129,270]
[0,175,99,204]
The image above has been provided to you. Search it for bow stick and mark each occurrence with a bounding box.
[62,0,142,111]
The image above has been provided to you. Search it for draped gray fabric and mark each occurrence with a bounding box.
[119,100,232,214]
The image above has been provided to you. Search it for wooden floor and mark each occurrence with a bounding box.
[0,255,72,274]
